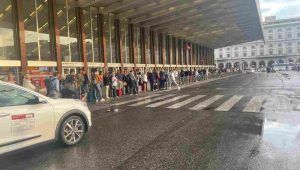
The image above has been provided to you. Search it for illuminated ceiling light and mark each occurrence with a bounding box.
[5,5,11,12]
[57,9,63,15]
[0,13,3,18]
[29,11,35,17]
[59,26,66,31]
[37,4,43,10]
[68,17,76,24]
[24,18,29,23]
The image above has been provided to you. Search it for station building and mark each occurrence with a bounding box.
[215,16,300,69]
[0,0,264,84]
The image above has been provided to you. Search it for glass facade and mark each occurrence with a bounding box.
[0,0,210,85]
[0,0,16,60]
[57,0,79,62]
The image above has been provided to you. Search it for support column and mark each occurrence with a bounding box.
[12,0,27,75]
[48,0,62,75]
[140,27,146,65]
[150,30,155,65]
[97,14,107,68]
[114,19,123,72]
[173,37,178,66]
[75,7,87,71]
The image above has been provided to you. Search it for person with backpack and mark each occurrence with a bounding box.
[48,72,60,98]
[62,70,78,99]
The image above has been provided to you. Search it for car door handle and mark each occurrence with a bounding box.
[0,113,10,117]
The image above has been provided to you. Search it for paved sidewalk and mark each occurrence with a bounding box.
[88,72,241,112]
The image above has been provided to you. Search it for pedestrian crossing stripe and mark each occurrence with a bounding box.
[215,95,243,112]
[114,94,273,113]
[166,95,206,109]
[113,94,161,106]
[146,95,190,108]
[189,95,224,111]
[128,94,176,106]
[242,96,265,113]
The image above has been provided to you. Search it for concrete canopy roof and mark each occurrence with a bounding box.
[76,0,264,49]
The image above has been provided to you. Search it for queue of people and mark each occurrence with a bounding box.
[6,67,226,103]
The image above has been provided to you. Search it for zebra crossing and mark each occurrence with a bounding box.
[112,94,288,113]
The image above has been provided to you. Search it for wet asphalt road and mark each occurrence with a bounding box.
[1,72,300,170]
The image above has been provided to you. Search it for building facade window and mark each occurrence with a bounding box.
[287,42,293,54]
[278,43,283,55]
[0,0,17,60]
[259,45,264,56]
[226,47,230,58]
[219,49,223,58]
[57,1,79,62]
[286,27,292,39]
[297,42,300,54]
[242,46,247,57]
[234,47,239,58]
[268,44,273,55]
[278,29,283,39]
[251,45,256,56]
[24,0,52,61]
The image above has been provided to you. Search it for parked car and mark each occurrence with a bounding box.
[0,81,92,155]
[245,68,255,74]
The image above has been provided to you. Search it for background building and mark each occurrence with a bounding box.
[215,16,300,70]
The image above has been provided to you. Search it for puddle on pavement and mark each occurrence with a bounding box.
[262,118,300,152]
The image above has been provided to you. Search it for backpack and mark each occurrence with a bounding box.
[50,77,57,91]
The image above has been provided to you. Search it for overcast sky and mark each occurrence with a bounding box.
[259,0,300,20]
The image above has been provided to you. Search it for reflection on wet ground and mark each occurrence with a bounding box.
[263,119,300,152]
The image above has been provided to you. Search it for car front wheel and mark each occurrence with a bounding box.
[60,115,85,146]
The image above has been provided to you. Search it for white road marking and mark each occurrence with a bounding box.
[166,95,206,109]
[146,95,189,108]
[243,96,265,113]
[113,94,161,106]
[189,95,224,111]
[128,94,175,106]
[215,95,243,111]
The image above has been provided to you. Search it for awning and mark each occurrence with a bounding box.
[76,0,264,49]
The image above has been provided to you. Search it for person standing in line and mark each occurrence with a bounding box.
[76,69,84,99]
[48,72,60,98]
[82,70,90,100]
[103,72,111,99]
[63,70,78,99]
[23,74,37,91]
[159,70,166,90]
[123,70,129,94]
[129,70,137,95]
[111,72,118,98]
[170,69,180,90]
[141,70,148,92]
[147,70,156,91]
[136,70,142,93]
[153,69,159,91]
[44,72,52,96]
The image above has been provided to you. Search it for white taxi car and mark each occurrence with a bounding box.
[0,81,92,155]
